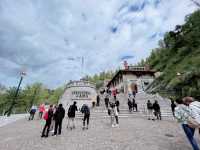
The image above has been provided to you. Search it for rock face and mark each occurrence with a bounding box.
[59,80,97,109]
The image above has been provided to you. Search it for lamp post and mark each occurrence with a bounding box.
[5,71,26,116]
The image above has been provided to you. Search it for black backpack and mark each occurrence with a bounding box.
[68,105,73,115]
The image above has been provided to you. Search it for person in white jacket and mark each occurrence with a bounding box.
[110,102,119,127]
[177,97,200,150]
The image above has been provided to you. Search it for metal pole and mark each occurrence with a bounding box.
[5,76,23,116]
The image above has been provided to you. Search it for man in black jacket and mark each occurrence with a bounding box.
[67,101,78,129]
[53,104,65,135]
[153,100,161,120]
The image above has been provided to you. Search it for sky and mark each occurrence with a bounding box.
[0,0,198,88]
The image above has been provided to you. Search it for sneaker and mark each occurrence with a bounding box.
[112,124,115,127]
[41,135,45,138]
[115,124,119,127]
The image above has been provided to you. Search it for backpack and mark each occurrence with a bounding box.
[68,105,73,115]
[81,105,90,115]
[43,111,48,120]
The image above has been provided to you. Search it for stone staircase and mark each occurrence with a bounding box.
[75,91,173,120]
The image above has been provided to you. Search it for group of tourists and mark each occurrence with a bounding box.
[174,97,200,150]
[41,104,65,137]
[28,101,90,138]
[146,100,161,120]
[29,85,200,150]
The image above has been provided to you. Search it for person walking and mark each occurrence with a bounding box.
[29,105,37,120]
[67,101,78,130]
[96,94,100,106]
[153,100,161,120]
[53,104,65,136]
[110,103,119,127]
[128,94,133,112]
[175,98,200,150]
[171,100,177,117]
[41,105,53,138]
[81,104,90,130]
[147,100,153,120]
[132,98,138,112]
[104,94,109,109]
[115,99,120,113]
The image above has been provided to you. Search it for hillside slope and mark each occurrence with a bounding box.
[145,10,200,99]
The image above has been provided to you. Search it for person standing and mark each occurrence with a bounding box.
[175,98,200,150]
[81,104,90,130]
[127,94,133,112]
[39,104,45,119]
[153,100,161,120]
[53,104,65,136]
[171,100,177,117]
[104,94,109,109]
[96,95,100,106]
[41,105,53,138]
[67,101,78,130]
[147,100,153,120]
[50,105,57,133]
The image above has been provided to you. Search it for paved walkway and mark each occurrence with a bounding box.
[0,117,196,150]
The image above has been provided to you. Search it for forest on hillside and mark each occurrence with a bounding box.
[145,10,200,100]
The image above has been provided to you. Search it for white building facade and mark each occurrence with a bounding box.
[107,67,155,94]
[59,80,97,109]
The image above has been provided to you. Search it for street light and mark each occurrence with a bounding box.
[5,71,26,116]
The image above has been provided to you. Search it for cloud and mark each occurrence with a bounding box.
[0,0,198,88]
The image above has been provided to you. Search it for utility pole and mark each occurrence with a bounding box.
[5,71,26,116]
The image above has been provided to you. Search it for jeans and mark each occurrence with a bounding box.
[83,114,90,127]
[42,120,51,137]
[182,124,200,150]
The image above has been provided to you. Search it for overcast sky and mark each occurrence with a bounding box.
[0,0,198,88]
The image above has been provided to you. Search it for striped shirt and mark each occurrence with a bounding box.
[189,101,200,124]
[175,104,191,124]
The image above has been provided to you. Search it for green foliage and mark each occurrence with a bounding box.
[85,71,116,89]
[144,10,200,100]
[0,83,65,115]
